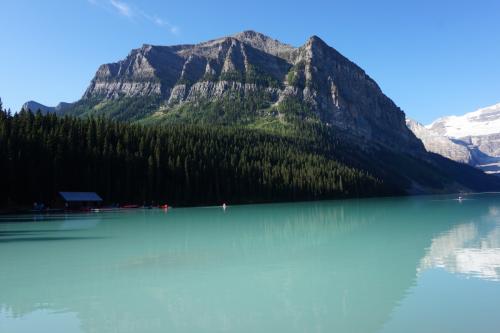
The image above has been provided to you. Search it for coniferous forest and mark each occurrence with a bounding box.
[0,105,391,208]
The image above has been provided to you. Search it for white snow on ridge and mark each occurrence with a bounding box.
[426,102,500,138]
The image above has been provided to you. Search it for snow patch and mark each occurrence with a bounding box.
[426,102,500,138]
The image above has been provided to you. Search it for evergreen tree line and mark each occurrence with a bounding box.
[0,107,391,207]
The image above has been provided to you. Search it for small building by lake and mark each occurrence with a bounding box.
[59,192,103,209]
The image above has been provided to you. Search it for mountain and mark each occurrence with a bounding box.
[22,100,74,114]
[407,103,500,176]
[405,119,472,164]
[64,31,420,152]
[428,103,500,139]
[427,103,500,170]
[53,31,500,194]
[22,101,54,114]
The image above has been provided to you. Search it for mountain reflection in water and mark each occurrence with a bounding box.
[1,193,500,333]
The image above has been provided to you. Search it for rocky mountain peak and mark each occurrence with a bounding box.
[233,30,267,39]
[306,35,327,46]
[139,44,154,52]
[300,35,332,65]
[77,31,425,153]
[232,30,295,57]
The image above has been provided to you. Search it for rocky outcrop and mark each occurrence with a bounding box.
[290,36,421,151]
[465,134,500,157]
[406,118,472,164]
[83,45,183,99]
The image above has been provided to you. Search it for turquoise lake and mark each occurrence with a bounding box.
[1,193,500,332]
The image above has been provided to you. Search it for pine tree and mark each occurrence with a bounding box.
[0,109,392,207]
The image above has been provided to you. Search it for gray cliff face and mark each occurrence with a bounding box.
[454,135,500,176]
[83,45,183,99]
[167,81,281,107]
[466,134,500,157]
[406,119,472,164]
[81,31,424,152]
[83,33,292,100]
[290,36,419,150]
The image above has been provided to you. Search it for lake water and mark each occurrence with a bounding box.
[1,193,500,333]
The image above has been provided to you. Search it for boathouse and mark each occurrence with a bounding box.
[58,192,103,209]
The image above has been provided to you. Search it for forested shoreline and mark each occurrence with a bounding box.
[0,107,390,208]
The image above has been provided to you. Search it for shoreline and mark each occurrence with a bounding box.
[2,191,499,217]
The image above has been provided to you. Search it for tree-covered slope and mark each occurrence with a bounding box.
[0,109,392,207]
[15,31,500,200]
[2,109,500,208]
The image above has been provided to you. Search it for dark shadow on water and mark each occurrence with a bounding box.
[0,215,99,223]
[0,236,108,243]
[0,217,66,223]
[0,230,77,236]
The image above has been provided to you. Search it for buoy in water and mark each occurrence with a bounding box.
[222,203,227,210]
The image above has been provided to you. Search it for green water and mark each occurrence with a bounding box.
[1,194,500,333]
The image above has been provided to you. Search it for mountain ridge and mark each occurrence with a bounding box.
[427,102,500,138]
[69,30,423,154]
[20,31,500,194]
[22,101,74,114]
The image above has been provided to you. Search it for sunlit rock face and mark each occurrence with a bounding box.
[80,31,424,152]
[406,119,472,164]
[419,209,500,281]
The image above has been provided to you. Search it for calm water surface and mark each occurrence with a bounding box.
[1,193,500,332]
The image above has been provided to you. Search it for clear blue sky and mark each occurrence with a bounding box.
[1,0,499,124]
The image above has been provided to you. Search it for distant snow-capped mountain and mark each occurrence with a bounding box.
[407,103,500,176]
[427,103,500,138]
